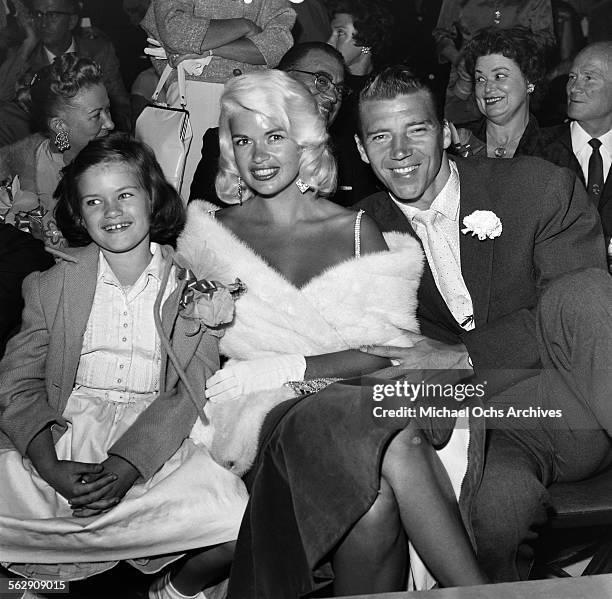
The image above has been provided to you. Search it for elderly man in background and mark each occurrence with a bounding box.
[542,41,612,264]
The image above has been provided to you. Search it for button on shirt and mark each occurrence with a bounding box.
[571,121,612,186]
[390,161,475,330]
[75,243,176,393]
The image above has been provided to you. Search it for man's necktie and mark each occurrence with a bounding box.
[411,210,474,330]
[588,138,604,207]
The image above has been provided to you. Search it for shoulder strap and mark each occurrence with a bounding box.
[354,209,364,258]
[151,63,187,108]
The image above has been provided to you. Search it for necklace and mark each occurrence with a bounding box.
[493,2,502,25]
[488,131,523,159]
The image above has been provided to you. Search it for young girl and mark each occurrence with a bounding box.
[0,134,247,599]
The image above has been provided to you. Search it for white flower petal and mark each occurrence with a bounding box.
[461,210,502,240]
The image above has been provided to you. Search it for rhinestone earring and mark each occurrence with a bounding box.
[295,178,310,194]
[527,83,535,94]
[360,46,372,55]
[236,175,243,205]
[54,129,70,152]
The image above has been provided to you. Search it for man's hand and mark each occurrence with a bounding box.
[69,455,139,518]
[361,338,472,370]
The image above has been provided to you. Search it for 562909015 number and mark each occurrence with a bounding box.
[1,578,69,594]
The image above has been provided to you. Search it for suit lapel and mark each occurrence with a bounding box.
[599,164,612,212]
[561,124,586,185]
[61,245,98,396]
[31,43,52,72]
[363,191,464,338]
[455,160,494,327]
[562,124,612,212]
[365,192,414,235]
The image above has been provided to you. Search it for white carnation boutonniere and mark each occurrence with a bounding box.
[461,210,502,241]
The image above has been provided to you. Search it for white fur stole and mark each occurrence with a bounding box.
[179,201,425,474]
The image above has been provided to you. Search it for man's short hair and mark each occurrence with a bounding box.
[357,66,444,138]
[578,41,612,65]
[277,42,345,73]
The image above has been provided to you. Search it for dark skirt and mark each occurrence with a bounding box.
[227,377,483,599]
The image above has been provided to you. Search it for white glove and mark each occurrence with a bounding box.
[205,354,306,403]
[144,37,167,60]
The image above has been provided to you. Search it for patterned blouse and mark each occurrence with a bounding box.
[141,0,296,84]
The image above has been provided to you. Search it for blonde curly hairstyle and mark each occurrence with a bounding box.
[216,69,337,204]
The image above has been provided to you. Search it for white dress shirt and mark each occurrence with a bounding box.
[390,161,475,331]
[570,120,612,184]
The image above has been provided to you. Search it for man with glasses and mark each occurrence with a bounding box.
[0,0,130,132]
[279,42,349,126]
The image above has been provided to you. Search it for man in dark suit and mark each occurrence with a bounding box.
[541,41,612,256]
[354,66,612,582]
[0,0,130,131]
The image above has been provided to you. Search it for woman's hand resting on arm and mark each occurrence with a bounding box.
[146,18,264,66]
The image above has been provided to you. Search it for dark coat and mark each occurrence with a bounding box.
[539,122,612,246]
[0,224,54,358]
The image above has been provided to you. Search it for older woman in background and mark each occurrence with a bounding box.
[450,27,548,159]
[0,54,114,248]
[434,0,555,123]
[140,0,295,199]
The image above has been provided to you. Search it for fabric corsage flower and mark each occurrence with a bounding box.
[461,210,502,241]
[176,261,246,337]
[0,175,51,240]
[0,175,41,219]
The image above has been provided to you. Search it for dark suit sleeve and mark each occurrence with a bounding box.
[0,226,54,358]
[189,127,222,204]
[460,168,606,370]
[108,323,220,481]
[0,48,28,104]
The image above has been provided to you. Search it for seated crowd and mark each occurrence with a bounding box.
[0,1,611,598]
